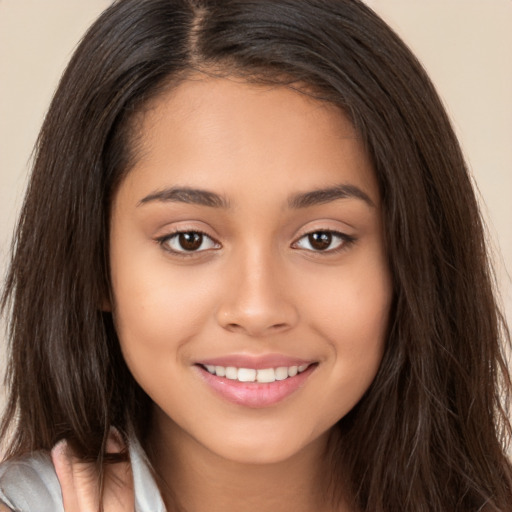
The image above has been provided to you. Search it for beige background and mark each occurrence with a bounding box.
[0,1,511,416]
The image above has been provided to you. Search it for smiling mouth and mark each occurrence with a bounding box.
[201,363,312,383]
[196,362,317,407]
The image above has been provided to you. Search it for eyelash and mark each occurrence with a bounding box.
[156,229,220,257]
[156,229,356,257]
[291,230,356,255]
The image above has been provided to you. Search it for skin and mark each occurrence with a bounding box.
[54,76,392,511]
[51,432,133,512]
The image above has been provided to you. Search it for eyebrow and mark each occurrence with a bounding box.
[138,187,230,208]
[288,184,375,209]
[137,183,375,209]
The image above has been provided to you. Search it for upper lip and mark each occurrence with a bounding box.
[196,354,315,369]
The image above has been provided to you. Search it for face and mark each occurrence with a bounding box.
[109,76,392,465]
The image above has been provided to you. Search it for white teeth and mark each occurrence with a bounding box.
[203,363,311,382]
[225,367,238,380]
[275,367,289,381]
[237,368,257,382]
[256,368,276,383]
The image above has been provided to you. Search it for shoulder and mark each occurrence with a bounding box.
[0,451,64,512]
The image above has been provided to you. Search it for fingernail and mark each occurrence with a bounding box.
[51,438,68,457]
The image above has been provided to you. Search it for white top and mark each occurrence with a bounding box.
[0,438,166,511]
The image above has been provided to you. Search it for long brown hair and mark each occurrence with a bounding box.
[2,0,511,510]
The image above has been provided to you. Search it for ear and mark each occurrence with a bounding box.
[101,297,112,312]
[101,289,112,312]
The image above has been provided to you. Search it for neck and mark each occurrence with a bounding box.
[145,410,349,512]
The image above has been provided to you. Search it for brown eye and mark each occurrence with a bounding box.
[161,231,219,254]
[293,230,353,253]
[308,232,332,251]
[178,232,203,251]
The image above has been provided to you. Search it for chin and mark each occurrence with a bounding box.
[200,423,330,466]
[212,439,307,466]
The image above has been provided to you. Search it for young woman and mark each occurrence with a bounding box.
[1,0,511,511]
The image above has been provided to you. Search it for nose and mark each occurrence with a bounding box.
[215,249,299,337]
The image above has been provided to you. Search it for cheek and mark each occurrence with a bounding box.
[110,255,221,371]
[303,256,391,346]
[298,254,391,407]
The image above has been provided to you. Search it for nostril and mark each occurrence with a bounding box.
[223,321,290,335]
[270,323,288,331]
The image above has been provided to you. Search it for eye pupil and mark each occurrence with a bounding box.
[308,232,332,250]
[178,232,203,251]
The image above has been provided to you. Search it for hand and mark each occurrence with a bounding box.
[51,430,134,512]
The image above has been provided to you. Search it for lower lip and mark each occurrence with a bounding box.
[196,365,316,408]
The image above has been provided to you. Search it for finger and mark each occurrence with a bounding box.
[70,457,101,512]
[51,433,134,512]
[102,431,135,511]
[51,439,98,512]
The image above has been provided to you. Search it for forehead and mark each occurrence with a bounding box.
[118,74,379,207]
